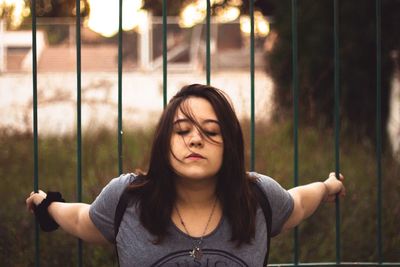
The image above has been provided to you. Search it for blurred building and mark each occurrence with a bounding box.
[0,17,274,135]
[0,16,268,73]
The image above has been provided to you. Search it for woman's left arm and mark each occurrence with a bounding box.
[281,172,346,231]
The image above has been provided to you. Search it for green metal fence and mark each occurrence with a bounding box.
[29,0,397,266]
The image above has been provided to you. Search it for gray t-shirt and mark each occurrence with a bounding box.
[89,172,294,267]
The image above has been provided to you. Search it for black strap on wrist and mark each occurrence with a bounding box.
[34,191,65,232]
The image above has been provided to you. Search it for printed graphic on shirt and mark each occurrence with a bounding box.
[151,249,248,267]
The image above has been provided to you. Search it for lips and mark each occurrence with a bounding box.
[186,153,205,159]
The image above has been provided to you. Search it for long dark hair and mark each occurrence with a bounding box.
[127,84,257,245]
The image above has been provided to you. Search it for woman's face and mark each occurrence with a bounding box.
[169,97,224,181]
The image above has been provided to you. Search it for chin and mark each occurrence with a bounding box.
[176,170,217,180]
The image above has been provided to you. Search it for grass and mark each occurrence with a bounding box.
[1,121,399,266]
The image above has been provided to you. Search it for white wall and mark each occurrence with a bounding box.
[0,70,274,135]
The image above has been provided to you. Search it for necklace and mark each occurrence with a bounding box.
[174,197,218,260]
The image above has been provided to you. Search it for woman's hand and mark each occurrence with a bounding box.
[283,172,346,231]
[323,172,346,202]
[26,190,47,213]
[25,190,108,244]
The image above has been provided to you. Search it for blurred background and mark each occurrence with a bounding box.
[0,0,399,266]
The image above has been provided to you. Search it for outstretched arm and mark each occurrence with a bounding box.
[26,190,109,244]
[282,172,345,231]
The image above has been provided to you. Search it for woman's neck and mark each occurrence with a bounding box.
[174,176,217,209]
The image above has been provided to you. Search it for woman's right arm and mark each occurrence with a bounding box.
[26,190,109,245]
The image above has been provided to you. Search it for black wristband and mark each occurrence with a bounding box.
[33,191,65,232]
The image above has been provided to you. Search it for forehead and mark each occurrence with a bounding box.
[175,97,218,120]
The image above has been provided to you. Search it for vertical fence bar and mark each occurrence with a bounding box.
[75,0,83,266]
[291,0,300,265]
[206,0,211,85]
[31,1,40,266]
[333,0,341,264]
[162,0,167,108]
[118,0,123,175]
[375,0,383,264]
[75,0,83,267]
[250,0,255,171]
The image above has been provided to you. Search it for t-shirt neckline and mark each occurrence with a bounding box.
[169,215,225,241]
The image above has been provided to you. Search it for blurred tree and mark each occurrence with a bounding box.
[32,0,90,17]
[23,0,91,44]
[16,0,399,146]
[0,0,29,29]
[265,0,400,148]
[143,0,184,16]
[143,0,271,16]
[139,0,400,149]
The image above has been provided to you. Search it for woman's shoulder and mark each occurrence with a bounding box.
[247,171,274,184]
[107,172,137,186]
[97,173,138,197]
[113,172,138,184]
[90,172,140,214]
[247,171,289,196]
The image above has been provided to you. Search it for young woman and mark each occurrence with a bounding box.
[26,84,345,266]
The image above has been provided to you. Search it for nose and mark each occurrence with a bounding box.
[189,129,204,148]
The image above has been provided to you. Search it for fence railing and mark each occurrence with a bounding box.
[28,0,398,266]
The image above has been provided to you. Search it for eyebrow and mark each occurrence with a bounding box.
[173,118,220,125]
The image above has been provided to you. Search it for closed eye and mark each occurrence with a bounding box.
[176,130,190,135]
[205,131,219,136]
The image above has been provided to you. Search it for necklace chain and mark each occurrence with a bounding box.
[174,197,218,260]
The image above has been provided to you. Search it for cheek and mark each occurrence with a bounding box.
[215,145,224,165]
[169,135,186,164]
[170,135,185,152]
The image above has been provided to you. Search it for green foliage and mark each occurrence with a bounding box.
[20,0,91,45]
[0,127,152,266]
[142,0,271,17]
[0,3,16,28]
[266,0,400,147]
[143,0,186,16]
[251,121,400,263]
[1,122,399,265]
[32,0,90,18]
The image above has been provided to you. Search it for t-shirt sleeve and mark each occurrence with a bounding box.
[250,172,294,237]
[89,173,135,243]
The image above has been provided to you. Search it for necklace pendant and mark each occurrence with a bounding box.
[189,246,203,260]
